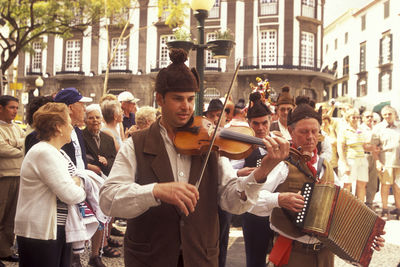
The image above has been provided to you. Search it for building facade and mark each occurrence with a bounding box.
[14,0,332,109]
[323,0,399,111]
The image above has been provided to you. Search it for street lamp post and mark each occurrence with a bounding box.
[190,0,216,116]
[34,76,44,97]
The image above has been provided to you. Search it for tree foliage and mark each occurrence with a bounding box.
[0,0,186,74]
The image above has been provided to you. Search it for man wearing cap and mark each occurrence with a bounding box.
[54,87,92,267]
[204,99,223,125]
[54,87,92,170]
[99,48,290,267]
[118,91,139,136]
[232,92,275,267]
[251,100,384,267]
[270,87,295,140]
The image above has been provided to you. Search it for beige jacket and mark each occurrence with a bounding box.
[0,121,25,177]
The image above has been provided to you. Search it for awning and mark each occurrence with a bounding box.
[373,101,391,113]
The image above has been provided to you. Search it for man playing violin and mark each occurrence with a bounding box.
[249,99,385,267]
[99,48,290,267]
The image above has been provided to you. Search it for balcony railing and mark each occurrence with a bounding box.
[26,66,42,76]
[260,2,277,16]
[239,56,322,72]
[102,66,132,74]
[150,60,221,73]
[301,5,315,18]
[56,64,84,75]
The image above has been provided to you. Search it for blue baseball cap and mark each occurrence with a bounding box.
[54,87,92,105]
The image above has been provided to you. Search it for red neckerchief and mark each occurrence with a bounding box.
[291,144,318,177]
[306,148,318,177]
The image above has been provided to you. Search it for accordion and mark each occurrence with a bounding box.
[295,183,385,267]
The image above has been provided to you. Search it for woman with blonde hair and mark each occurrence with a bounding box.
[337,108,369,201]
[14,103,86,267]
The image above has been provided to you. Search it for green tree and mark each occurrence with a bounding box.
[0,0,186,84]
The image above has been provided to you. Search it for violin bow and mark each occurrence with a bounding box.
[195,59,242,189]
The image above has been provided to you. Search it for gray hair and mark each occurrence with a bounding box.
[84,104,102,121]
[101,99,121,123]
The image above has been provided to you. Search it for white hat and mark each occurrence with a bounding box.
[118,91,140,103]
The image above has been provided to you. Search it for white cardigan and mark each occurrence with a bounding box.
[14,141,86,240]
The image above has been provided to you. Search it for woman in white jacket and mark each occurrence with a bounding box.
[14,103,86,267]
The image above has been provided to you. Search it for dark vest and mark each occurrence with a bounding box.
[270,159,335,238]
[125,121,219,267]
[269,121,280,132]
[244,148,265,168]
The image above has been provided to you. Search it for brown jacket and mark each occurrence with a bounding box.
[125,121,220,267]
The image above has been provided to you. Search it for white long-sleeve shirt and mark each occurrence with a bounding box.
[100,122,265,219]
[251,155,338,244]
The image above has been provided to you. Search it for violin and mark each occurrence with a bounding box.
[174,116,263,160]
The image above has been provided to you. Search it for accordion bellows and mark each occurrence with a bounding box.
[296,183,385,267]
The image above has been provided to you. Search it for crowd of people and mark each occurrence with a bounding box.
[0,47,392,267]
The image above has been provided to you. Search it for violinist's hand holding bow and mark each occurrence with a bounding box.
[253,135,290,183]
[153,182,200,216]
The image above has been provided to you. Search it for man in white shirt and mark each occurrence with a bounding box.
[251,100,384,267]
[269,86,294,141]
[99,48,290,267]
[234,92,276,267]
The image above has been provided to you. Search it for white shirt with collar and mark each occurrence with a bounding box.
[100,121,265,219]
[250,155,339,244]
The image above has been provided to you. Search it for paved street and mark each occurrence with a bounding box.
[4,196,400,267]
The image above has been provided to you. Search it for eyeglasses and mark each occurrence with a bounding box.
[278,107,293,112]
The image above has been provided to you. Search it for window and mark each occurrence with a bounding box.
[260,0,278,16]
[384,1,390,19]
[301,31,314,67]
[334,39,337,50]
[65,40,81,71]
[360,42,366,72]
[32,42,42,73]
[260,30,277,65]
[343,56,349,76]
[361,15,366,31]
[206,32,218,68]
[331,84,338,98]
[380,34,392,65]
[209,0,220,18]
[301,88,316,100]
[204,88,221,103]
[159,35,175,68]
[301,0,315,18]
[341,81,348,96]
[344,32,348,44]
[379,71,391,92]
[111,38,127,70]
[357,78,367,97]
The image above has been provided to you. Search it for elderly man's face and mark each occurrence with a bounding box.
[289,118,320,154]
[85,110,102,134]
[69,102,86,126]
[382,108,396,125]
[277,104,294,126]
[362,111,373,127]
